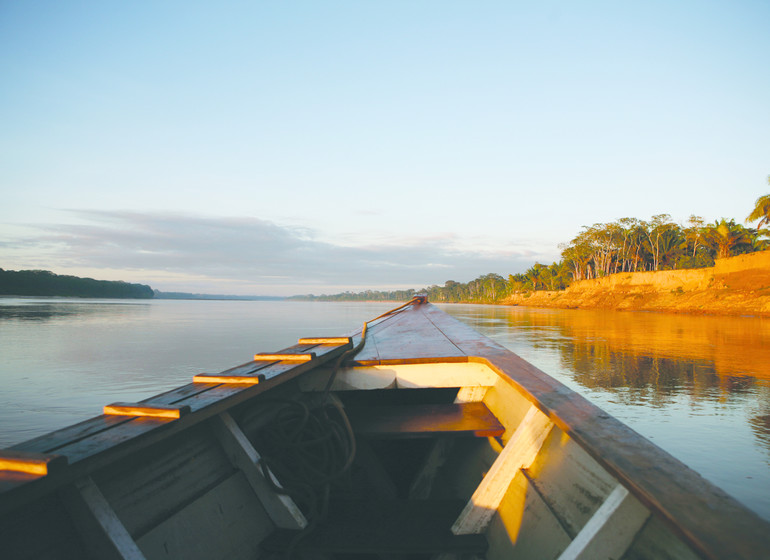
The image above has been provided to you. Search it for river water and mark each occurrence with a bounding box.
[1,297,768,521]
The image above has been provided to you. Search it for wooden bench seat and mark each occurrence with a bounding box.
[346,402,504,438]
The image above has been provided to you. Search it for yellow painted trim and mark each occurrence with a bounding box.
[253,353,315,362]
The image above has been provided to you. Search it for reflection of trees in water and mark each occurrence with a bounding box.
[446,304,770,468]
[557,338,760,405]
[0,304,82,321]
[0,302,149,322]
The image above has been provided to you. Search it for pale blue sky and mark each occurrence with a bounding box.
[1,1,768,295]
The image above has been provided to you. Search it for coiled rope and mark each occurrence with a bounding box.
[256,296,425,558]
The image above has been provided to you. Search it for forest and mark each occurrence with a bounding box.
[297,191,770,305]
[0,269,154,298]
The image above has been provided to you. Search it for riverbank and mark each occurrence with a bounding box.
[502,250,770,316]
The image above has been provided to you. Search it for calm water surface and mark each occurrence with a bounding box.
[1,297,768,521]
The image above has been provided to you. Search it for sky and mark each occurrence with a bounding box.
[1,1,769,296]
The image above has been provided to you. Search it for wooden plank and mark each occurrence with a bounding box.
[454,386,489,403]
[557,484,650,560]
[253,352,315,361]
[297,337,352,345]
[213,412,307,530]
[348,402,505,439]
[48,417,174,466]
[192,373,265,384]
[261,499,488,555]
[349,305,466,365]
[10,415,134,455]
[59,476,146,560]
[0,450,67,476]
[135,471,273,560]
[452,404,554,535]
[103,403,190,419]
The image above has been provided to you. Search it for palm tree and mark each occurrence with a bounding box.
[704,219,753,259]
[746,176,770,229]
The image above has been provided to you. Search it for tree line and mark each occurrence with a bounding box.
[297,189,770,304]
[0,269,154,298]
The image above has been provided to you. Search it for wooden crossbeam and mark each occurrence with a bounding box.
[297,337,352,345]
[192,373,265,384]
[452,404,554,535]
[253,353,316,362]
[409,437,453,500]
[60,476,146,560]
[213,412,306,530]
[454,386,489,403]
[557,484,650,560]
[103,403,190,419]
[0,450,67,476]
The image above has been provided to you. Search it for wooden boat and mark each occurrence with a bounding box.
[1,296,768,559]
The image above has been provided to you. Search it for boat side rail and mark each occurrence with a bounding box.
[409,303,770,560]
[0,338,353,516]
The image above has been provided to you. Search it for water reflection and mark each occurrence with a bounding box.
[0,298,151,322]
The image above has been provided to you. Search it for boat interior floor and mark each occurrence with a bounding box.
[258,387,497,559]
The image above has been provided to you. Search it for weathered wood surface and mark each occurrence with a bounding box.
[135,471,273,560]
[59,476,145,560]
[103,403,191,419]
[526,429,618,537]
[557,484,650,560]
[0,450,67,475]
[0,339,351,516]
[348,402,504,438]
[452,404,554,535]
[192,373,265,384]
[298,337,352,345]
[348,305,466,365]
[91,424,235,538]
[253,352,315,362]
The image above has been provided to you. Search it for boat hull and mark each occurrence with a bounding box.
[1,299,767,559]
